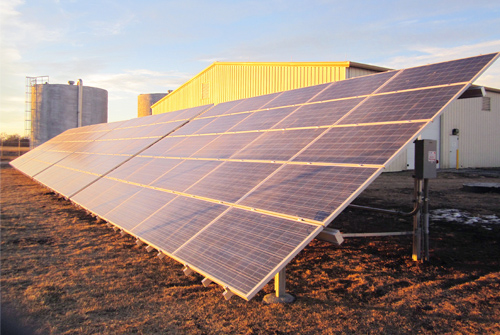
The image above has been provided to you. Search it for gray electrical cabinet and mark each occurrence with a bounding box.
[414,139,437,179]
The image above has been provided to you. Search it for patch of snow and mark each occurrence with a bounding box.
[430,209,500,230]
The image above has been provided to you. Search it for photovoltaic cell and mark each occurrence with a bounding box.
[160,135,219,157]
[46,153,125,175]
[97,127,139,140]
[226,92,281,114]
[106,156,155,181]
[240,165,378,221]
[191,132,261,159]
[108,157,182,186]
[194,113,249,134]
[150,160,223,192]
[232,128,324,161]
[118,138,159,155]
[186,161,280,203]
[171,117,216,136]
[140,136,190,157]
[262,83,330,109]
[72,178,143,217]
[135,121,187,137]
[11,119,130,176]
[200,99,245,118]
[10,138,64,169]
[132,196,228,254]
[173,208,320,294]
[14,152,66,177]
[228,106,298,132]
[378,53,498,93]
[310,71,398,102]
[177,104,217,120]
[339,85,465,124]
[293,123,426,165]
[25,103,214,203]
[127,158,184,185]
[103,188,177,231]
[35,166,99,198]
[272,99,363,129]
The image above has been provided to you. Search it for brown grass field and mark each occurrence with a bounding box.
[1,163,499,334]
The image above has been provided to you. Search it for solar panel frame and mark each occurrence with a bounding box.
[10,53,500,302]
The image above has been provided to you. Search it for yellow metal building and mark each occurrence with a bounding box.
[151,61,389,115]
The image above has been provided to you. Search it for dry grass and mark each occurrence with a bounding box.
[1,164,499,334]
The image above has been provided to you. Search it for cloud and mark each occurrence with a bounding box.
[79,69,194,123]
[85,69,191,95]
[386,40,500,68]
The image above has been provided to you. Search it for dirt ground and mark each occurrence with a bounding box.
[1,163,499,334]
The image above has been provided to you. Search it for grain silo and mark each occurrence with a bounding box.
[137,92,170,117]
[30,80,107,147]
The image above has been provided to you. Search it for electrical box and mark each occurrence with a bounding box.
[414,139,437,179]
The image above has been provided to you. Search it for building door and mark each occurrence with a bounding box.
[449,135,459,168]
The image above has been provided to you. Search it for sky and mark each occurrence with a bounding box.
[1,0,500,135]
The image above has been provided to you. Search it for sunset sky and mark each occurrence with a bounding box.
[1,0,500,135]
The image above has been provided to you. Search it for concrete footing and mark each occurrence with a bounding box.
[263,293,296,304]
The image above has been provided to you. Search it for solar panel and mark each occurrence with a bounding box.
[10,121,126,176]
[272,99,363,129]
[10,53,499,301]
[378,54,497,93]
[104,188,178,231]
[240,165,379,222]
[228,92,282,114]
[228,106,297,132]
[261,83,331,109]
[19,104,213,197]
[339,86,464,124]
[173,208,321,295]
[310,70,398,102]
[186,161,280,203]
[293,123,426,165]
[232,128,325,161]
[150,160,223,192]
[132,196,228,254]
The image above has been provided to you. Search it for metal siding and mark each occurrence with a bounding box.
[384,148,408,172]
[152,64,348,115]
[440,91,500,168]
[346,67,381,79]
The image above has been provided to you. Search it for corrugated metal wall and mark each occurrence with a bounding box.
[152,63,350,114]
[385,148,409,172]
[440,90,500,169]
[346,67,381,79]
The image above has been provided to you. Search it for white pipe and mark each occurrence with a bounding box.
[77,79,83,127]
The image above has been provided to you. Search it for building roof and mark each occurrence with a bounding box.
[152,61,391,110]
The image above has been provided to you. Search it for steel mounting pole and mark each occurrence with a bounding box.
[263,267,295,304]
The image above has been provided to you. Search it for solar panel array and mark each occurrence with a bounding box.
[11,53,498,300]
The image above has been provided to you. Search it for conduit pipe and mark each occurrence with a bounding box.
[77,79,83,127]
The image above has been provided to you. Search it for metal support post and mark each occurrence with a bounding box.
[275,268,287,297]
[77,79,83,127]
[412,178,423,261]
[263,268,295,304]
[422,178,430,261]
